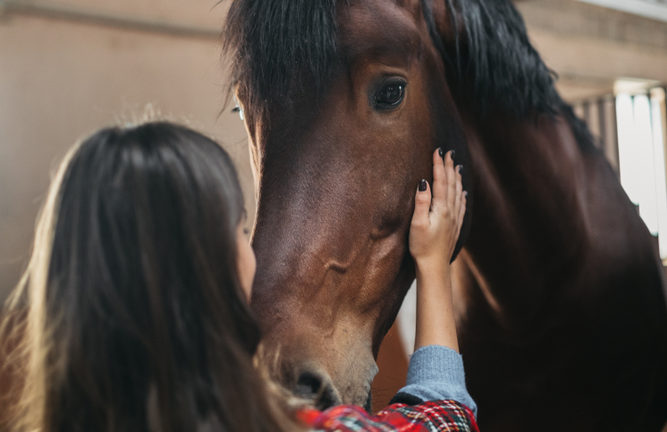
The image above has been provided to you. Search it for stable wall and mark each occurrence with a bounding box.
[0,2,249,301]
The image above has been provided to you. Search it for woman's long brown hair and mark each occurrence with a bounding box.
[2,122,297,432]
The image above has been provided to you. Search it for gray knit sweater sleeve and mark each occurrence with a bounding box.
[394,345,477,416]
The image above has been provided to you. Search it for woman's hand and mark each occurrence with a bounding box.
[409,148,466,273]
[410,148,467,352]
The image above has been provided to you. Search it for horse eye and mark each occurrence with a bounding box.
[232,96,245,121]
[373,80,406,111]
[232,105,245,121]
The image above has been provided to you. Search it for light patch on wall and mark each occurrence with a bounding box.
[615,80,667,260]
[579,0,667,23]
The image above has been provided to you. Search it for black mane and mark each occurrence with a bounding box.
[441,0,562,116]
[223,0,592,145]
[222,0,338,113]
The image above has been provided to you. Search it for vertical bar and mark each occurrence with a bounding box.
[616,94,637,208]
[574,103,585,121]
[662,87,667,182]
[588,100,601,148]
[583,100,591,128]
[649,87,667,260]
[598,97,607,150]
[607,96,621,176]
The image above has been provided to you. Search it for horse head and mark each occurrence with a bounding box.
[224,0,474,408]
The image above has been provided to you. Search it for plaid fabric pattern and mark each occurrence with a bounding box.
[297,400,479,432]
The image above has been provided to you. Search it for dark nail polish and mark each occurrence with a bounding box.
[450,150,456,160]
[419,179,428,191]
[463,191,468,198]
[457,165,463,174]
[438,147,444,157]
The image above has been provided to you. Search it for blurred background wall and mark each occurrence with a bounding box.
[0,0,251,301]
[1,0,667,303]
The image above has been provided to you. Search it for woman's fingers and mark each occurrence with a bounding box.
[454,165,463,217]
[429,148,464,224]
[431,148,447,208]
[412,179,432,228]
[445,150,456,209]
[457,192,467,236]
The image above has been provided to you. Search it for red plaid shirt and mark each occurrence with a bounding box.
[296,400,479,432]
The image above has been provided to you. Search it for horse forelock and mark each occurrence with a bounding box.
[222,0,340,118]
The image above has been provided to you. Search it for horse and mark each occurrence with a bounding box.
[222,0,667,430]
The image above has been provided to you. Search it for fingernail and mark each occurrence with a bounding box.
[450,150,456,160]
[419,179,428,191]
[457,165,463,174]
[463,191,468,198]
[438,147,444,158]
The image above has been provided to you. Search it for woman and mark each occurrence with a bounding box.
[2,122,477,431]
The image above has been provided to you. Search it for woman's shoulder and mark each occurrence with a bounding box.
[296,400,479,432]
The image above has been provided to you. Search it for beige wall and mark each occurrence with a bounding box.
[518,0,667,100]
[0,3,249,300]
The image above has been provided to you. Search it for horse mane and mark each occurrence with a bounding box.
[222,0,338,114]
[429,0,595,148]
[437,0,557,116]
[223,0,595,148]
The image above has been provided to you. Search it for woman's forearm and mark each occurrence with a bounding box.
[414,263,458,352]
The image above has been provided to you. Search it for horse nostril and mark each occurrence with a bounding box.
[294,371,339,409]
[295,371,322,397]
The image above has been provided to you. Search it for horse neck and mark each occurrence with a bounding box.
[457,107,599,315]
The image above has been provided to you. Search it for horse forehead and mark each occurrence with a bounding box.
[339,0,424,58]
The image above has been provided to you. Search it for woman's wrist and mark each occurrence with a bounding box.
[415,258,451,281]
